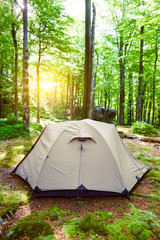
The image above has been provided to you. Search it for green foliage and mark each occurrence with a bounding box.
[63,210,113,239]
[0,183,29,221]
[131,122,158,137]
[0,116,29,140]
[0,115,43,140]
[29,122,43,136]
[107,204,160,240]
[2,205,73,240]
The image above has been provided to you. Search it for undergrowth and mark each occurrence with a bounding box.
[0,116,43,140]
[131,122,159,137]
[0,183,29,222]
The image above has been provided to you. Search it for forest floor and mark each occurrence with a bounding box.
[0,126,160,239]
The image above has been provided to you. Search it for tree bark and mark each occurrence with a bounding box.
[0,69,3,118]
[37,46,41,122]
[152,40,158,125]
[147,99,151,123]
[83,0,91,118]
[65,73,70,116]
[89,3,96,119]
[136,25,144,122]
[22,0,29,128]
[11,23,18,119]
[119,33,125,124]
[70,75,74,120]
[127,71,133,125]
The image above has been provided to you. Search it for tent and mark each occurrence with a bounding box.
[12,119,149,198]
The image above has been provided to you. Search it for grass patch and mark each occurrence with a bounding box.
[0,183,29,221]
[0,136,37,168]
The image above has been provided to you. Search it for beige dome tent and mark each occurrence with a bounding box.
[12,119,149,198]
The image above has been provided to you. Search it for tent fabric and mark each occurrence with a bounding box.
[12,119,149,198]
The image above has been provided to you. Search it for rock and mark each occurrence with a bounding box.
[91,107,117,123]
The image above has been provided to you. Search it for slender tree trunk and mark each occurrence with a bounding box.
[83,0,91,118]
[0,69,3,118]
[65,73,70,116]
[89,3,96,119]
[158,103,160,127]
[22,0,29,128]
[70,75,73,120]
[127,72,133,125]
[136,25,144,122]
[143,101,147,122]
[119,33,125,125]
[91,51,98,109]
[147,99,151,123]
[11,24,18,119]
[53,82,57,108]
[152,40,158,125]
[37,47,41,122]
[141,82,146,120]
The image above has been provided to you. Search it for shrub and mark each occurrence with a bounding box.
[131,122,158,137]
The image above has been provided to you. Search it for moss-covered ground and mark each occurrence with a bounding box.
[0,127,159,239]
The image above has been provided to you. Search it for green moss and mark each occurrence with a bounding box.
[36,235,56,240]
[0,183,29,220]
[2,212,53,240]
[107,204,160,240]
[127,142,136,147]
[2,205,73,240]
[63,210,113,239]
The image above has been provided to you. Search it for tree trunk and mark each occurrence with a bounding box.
[11,23,18,119]
[152,40,158,125]
[143,101,147,122]
[23,0,29,128]
[70,75,73,120]
[141,82,146,120]
[65,73,70,116]
[53,82,57,108]
[136,25,144,122]
[0,68,3,118]
[89,3,96,119]
[119,33,125,124]
[37,48,41,123]
[147,99,151,123]
[158,103,160,127]
[127,71,133,125]
[83,0,91,118]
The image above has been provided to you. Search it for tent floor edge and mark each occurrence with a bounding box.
[32,189,129,199]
